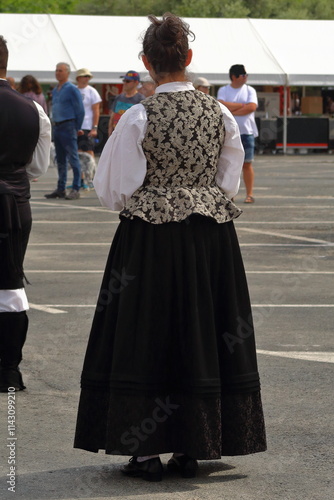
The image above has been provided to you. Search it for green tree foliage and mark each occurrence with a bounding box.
[75,0,175,16]
[244,0,334,19]
[280,0,334,19]
[75,0,334,19]
[173,0,250,18]
[75,0,250,17]
[1,0,333,19]
[0,0,78,14]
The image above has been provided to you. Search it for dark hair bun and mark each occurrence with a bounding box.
[142,13,195,78]
[154,14,185,45]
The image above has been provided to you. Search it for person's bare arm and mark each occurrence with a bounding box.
[233,102,257,116]
[217,100,243,113]
[88,103,100,137]
[108,111,115,136]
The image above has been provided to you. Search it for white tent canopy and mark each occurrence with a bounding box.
[1,14,333,86]
[250,18,334,86]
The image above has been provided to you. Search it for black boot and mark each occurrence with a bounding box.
[0,311,28,392]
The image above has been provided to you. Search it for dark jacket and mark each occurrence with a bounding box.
[0,79,40,289]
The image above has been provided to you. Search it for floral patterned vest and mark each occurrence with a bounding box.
[120,90,242,224]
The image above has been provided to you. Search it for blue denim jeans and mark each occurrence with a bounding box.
[54,120,81,191]
[240,134,255,162]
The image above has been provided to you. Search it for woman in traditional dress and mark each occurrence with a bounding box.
[74,13,266,482]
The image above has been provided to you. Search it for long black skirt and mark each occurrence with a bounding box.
[74,215,266,459]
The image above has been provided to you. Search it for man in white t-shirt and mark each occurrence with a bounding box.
[217,64,258,203]
[76,68,102,157]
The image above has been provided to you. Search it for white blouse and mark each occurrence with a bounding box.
[26,101,52,179]
[94,81,245,210]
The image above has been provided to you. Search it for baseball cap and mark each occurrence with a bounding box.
[76,68,93,79]
[120,70,140,82]
[193,77,210,88]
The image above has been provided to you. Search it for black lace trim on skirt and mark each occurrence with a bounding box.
[74,389,266,459]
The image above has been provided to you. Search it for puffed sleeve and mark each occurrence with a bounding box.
[93,104,148,210]
[25,102,52,180]
[215,102,245,199]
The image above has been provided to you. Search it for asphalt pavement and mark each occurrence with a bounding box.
[0,152,333,500]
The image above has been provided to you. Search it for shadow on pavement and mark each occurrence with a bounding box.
[4,462,246,499]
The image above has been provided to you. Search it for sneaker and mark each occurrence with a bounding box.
[44,190,66,199]
[65,189,80,200]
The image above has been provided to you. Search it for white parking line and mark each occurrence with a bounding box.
[26,242,332,247]
[24,270,334,274]
[29,243,110,246]
[239,205,334,209]
[31,200,116,213]
[247,271,334,274]
[29,303,67,314]
[249,195,334,199]
[236,221,334,224]
[238,227,334,245]
[33,221,117,224]
[31,220,334,225]
[241,243,331,246]
[253,304,334,307]
[257,350,334,364]
[29,303,334,314]
[26,270,103,273]
[36,304,95,307]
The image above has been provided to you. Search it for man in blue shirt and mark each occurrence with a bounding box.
[45,62,84,200]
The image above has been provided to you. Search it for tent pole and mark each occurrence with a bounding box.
[283,85,287,154]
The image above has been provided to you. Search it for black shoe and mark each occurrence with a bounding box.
[0,368,26,392]
[167,455,198,478]
[44,190,66,199]
[121,457,163,482]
